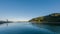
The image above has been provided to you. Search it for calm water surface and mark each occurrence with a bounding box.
[0,22,60,34]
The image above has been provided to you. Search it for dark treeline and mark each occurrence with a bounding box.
[0,19,13,24]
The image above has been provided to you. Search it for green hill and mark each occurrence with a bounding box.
[29,13,60,23]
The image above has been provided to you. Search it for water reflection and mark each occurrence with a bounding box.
[0,22,58,34]
[6,23,8,27]
[32,23,60,34]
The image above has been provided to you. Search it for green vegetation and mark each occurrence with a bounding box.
[29,13,60,23]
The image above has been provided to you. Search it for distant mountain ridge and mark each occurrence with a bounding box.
[29,13,60,23]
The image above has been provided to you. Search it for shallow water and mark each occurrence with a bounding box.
[0,22,59,34]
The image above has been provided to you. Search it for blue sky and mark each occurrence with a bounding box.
[0,0,60,21]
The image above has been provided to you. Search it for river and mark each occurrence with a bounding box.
[0,22,60,34]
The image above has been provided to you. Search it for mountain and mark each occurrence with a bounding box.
[29,13,60,23]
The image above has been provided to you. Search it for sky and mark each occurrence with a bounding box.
[0,0,60,21]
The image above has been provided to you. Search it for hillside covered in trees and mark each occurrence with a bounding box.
[29,13,60,23]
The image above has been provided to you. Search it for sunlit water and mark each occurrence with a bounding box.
[0,22,60,34]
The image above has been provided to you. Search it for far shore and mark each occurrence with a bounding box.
[0,21,13,24]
